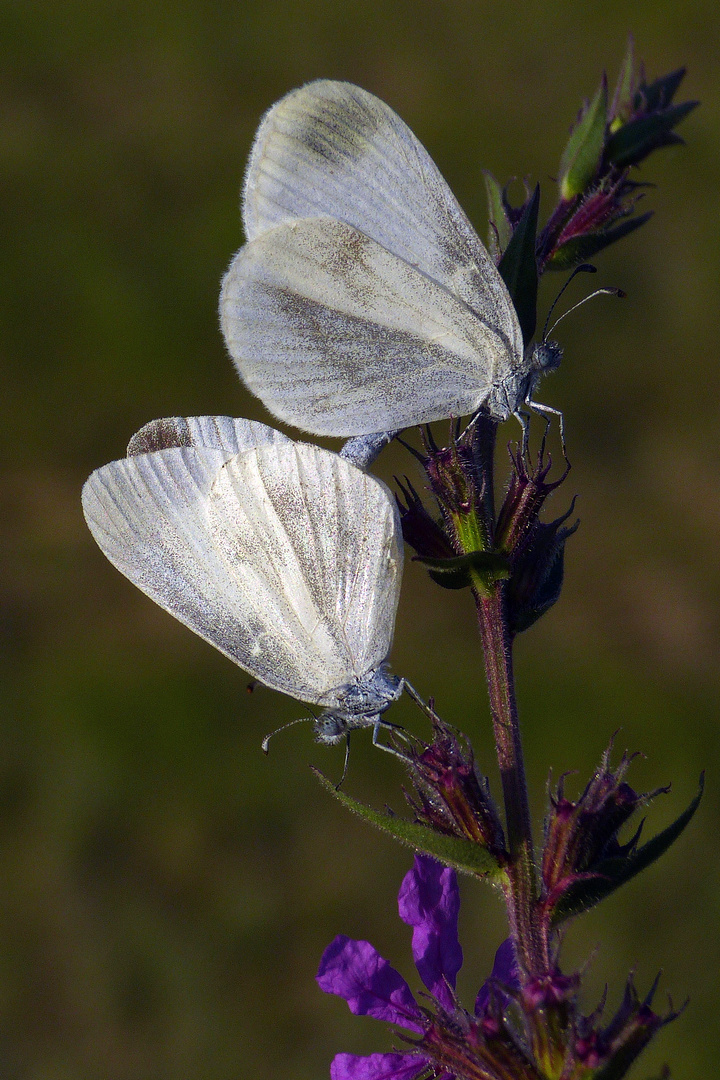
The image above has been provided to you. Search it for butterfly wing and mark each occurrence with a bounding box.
[221,216,517,436]
[242,79,519,335]
[82,444,273,678]
[82,441,402,706]
[126,415,291,456]
[206,441,403,706]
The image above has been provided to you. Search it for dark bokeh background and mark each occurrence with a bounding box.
[2,2,719,1077]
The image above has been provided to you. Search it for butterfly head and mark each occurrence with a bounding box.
[313,710,357,745]
[530,338,563,375]
[314,670,403,745]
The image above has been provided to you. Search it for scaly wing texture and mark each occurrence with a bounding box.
[221,217,512,436]
[206,442,403,707]
[126,415,291,456]
[242,79,520,342]
[82,442,402,706]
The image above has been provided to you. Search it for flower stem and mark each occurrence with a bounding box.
[475,585,543,978]
[467,418,544,979]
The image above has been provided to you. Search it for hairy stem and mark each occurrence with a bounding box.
[468,418,544,978]
[475,585,544,977]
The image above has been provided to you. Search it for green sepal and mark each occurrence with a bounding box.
[559,76,608,201]
[545,212,653,270]
[635,66,688,112]
[497,185,539,345]
[552,775,704,924]
[483,171,512,261]
[415,550,511,591]
[609,36,635,130]
[592,1051,663,1080]
[605,101,698,168]
[510,546,566,634]
[312,768,507,881]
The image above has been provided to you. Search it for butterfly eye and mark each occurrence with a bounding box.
[533,341,564,373]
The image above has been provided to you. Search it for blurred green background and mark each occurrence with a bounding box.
[2,1,719,1076]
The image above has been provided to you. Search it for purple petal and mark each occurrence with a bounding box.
[331,1053,428,1080]
[397,854,462,1009]
[475,938,520,1015]
[317,935,424,1033]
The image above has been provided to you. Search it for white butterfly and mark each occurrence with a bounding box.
[220,79,561,439]
[82,416,404,747]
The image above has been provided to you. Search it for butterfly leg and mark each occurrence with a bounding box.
[371,719,412,759]
[513,409,532,455]
[404,681,462,737]
[403,680,441,721]
[527,401,566,453]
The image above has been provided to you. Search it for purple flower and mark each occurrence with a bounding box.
[317,855,519,1080]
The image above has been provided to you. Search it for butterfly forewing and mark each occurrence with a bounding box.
[242,80,520,335]
[221,216,512,436]
[127,415,291,457]
[82,435,402,709]
[82,446,274,679]
[206,442,402,704]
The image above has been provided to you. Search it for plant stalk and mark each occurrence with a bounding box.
[468,417,544,979]
[475,585,544,978]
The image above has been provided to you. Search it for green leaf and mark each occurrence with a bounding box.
[605,101,698,168]
[559,76,608,201]
[312,768,507,881]
[545,212,653,270]
[553,775,704,923]
[510,547,566,634]
[609,36,635,129]
[416,550,511,591]
[592,1050,661,1080]
[497,185,539,345]
[636,67,687,112]
[483,171,512,260]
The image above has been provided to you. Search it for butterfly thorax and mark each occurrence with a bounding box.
[313,668,403,744]
[485,338,563,420]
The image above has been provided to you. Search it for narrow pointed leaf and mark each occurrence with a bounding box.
[606,101,698,168]
[545,212,653,270]
[312,769,507,881]
[610,37,636,127]
[553,775,703,923]
[593,1051,659,1080]
[510,547,566,634]
[636,67,687,111]
[559,77,608,201]
[416,550,511,590]
[497,184,539,345]
[483,171,512,260]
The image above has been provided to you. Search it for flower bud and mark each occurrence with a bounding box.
[495,446,577,634]
[396,476,456,561]
[572,974,679,1077]
[403,715,507,860]
[605,42,698,170]
[558,75,608,202]
[541,742,669,911]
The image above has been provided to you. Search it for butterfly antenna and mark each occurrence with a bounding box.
[403,681,443,724]
[542,263,598,341]
[261,714,315,754]
[546,285,626,339]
